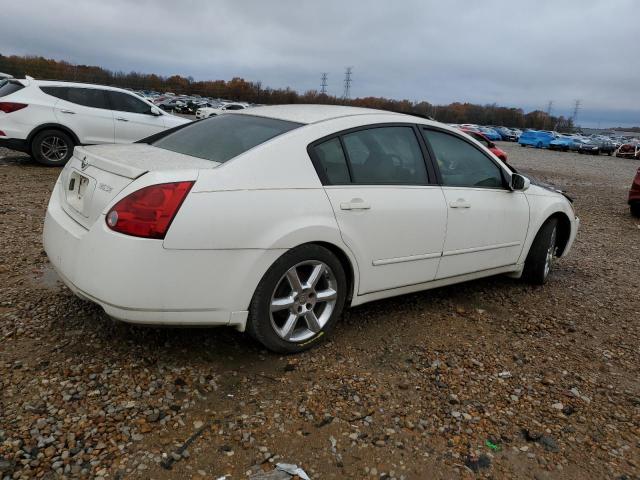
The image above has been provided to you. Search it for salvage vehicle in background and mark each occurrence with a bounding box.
[615,143,640,159]
[578,138,615,156]
[461,128,508,162]
[43,105,579,353]
[0,77,190,165]
[195,102,249,119]
[629,168,640,217]
[497,127,518,141]
[519,130,555,148]
[549,136,583,152]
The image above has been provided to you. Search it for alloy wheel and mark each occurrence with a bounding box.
[40,135,69,162]
[269,261,338,342]
[544,227,557,278]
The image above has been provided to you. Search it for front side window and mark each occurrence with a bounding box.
[152,114,301,163]
[341,127,428,184]
[108,91,152,114]
[422,129,504,189]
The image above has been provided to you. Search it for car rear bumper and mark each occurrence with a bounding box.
[0,137,29,153]
[43,179,283,330]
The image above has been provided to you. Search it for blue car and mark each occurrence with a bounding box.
[549,136,579,151]
[518,130,555,148]
[479,127,502,141]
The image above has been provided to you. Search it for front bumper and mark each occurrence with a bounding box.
[561,216,580,258]
[43,180,282,329]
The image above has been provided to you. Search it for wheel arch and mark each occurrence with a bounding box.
[27,124,81,150]
[547,211,572,256]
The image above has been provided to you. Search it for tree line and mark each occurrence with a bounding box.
[0,53,574,131]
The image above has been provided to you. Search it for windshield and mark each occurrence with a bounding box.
[152,114,302,163]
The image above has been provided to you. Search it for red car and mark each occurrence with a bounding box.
[461,128,508,163]
[629,167,640,217]
[616,143,640,159]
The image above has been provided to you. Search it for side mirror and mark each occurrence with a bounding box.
[488,141,496,148]
[511,173,530,191]
[150,107,162,116]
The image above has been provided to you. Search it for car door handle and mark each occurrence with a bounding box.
[59,109,76,114]
[449,199,471,208]
[340,198,371,210]
[115,117,129,122]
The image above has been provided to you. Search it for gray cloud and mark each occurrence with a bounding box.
[2,0,638,126]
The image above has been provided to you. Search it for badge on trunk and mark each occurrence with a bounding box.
[81,155,89,170]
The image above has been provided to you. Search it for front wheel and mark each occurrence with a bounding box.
[247,245,347,353]
[522,219,558,285]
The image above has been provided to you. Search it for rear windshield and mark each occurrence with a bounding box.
[0,80,24,98]
[152,114,302,163]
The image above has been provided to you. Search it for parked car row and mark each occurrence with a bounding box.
[518,129,632,157]
[450,124,522,142]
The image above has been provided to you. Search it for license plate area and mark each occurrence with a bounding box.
[66,170,96,217]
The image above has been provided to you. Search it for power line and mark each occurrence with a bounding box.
[320,72,328,95]
[343,67,352,100]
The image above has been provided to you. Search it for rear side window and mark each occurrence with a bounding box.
[313,138,350,184]
[152,114,302,163]
[342,127,428,185]
[108,91,152,114]
[41,86,109,109]
[0,80,24,98]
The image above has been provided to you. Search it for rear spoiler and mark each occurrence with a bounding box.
[15,75,34,87]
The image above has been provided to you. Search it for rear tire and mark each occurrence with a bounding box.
[522,219,558,285]
[631,202,640,218]
[31,129,75,166]
[247,244,347,353]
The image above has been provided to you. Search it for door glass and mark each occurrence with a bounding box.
[108,91,152,114]
[342,127,428,184]
[313,138,350,184]
[65,88,110,109]
[422,129,504,188]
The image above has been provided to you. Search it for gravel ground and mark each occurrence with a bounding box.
[0,143,638,480]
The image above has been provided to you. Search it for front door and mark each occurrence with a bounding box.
[421,128,529,279]
[107,91,166,142]
[310,126,448,295]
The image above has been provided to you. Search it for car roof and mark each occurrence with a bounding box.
[23,78,141,94]
[234,104,413,125]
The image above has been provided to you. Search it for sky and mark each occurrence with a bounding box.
[2,0,639,128]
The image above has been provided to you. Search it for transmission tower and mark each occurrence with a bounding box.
[342,67,353,100]
[571,100,581,125]
[544,101,553,129]
[320,73,328,95]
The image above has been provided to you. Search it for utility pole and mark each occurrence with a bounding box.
[320,73,328,95]
[571,99,581,126]
[342,67,353,100]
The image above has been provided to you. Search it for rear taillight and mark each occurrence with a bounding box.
[106,181,194,239]
[0,102,28,113]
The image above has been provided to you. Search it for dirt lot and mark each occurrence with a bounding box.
[0,142,638,480]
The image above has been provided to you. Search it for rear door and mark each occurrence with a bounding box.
[107,91,167,143]
[310,125,447,295]
[43,86,115,144]
[421,127,529,279]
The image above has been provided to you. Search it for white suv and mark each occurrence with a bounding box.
[0,77,190,165]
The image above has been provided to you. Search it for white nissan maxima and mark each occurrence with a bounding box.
[43,105,579,353]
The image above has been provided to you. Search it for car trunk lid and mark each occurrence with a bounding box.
[59,144,217,229]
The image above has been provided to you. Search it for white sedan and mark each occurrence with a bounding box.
[195,102,249,119]
[43,105,579,352]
